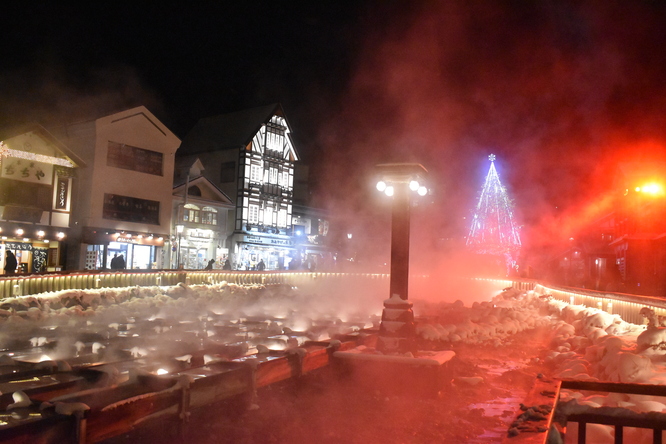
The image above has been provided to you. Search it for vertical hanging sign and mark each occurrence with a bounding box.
[55,177,68,210]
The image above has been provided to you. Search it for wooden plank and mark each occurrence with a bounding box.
[501,377,561,444]
[301,347,330,373]
[254,356,294,387]
[568,412,666,430]
[0,413,78,444]
[561,379,666,397]
[187,365,253,408]
[86,388,182,442]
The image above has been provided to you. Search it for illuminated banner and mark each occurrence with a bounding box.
[55,177,68,210]
[1,157,53,185]
[82,229,166,246]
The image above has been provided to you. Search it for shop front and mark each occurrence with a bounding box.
[174,227,227,270]
[0,226,66,274]
[81,228,166,270]
[231,232,295,271]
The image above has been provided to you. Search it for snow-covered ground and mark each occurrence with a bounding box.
[412,288,666,443]
[1,281,665,443]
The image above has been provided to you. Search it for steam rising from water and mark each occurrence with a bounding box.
[313,1,666,281]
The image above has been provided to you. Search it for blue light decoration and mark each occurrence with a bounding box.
[466,154,521,274]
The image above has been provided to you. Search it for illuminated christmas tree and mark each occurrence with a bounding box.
[466,154,521,273]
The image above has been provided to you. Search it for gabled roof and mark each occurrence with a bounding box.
[173,175,234,207]
[0,123,86,168]
[178,103,294,155]
[100,106,180,144]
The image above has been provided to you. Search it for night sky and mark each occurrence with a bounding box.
[3,1,666,266]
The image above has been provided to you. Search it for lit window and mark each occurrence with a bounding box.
[264,206,273,225]
[248,204,259,224]
[250,165,262,183]
[266,120,285,151]
[183,204,200,223]
[201,207,218,225]
[278,209,287,227]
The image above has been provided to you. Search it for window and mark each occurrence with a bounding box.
[107,142,163,176]
[281,171,289,187]
[269,167,278,184]
[278,209,287,227]
[103,194,160,225]
[248,204,259,224]
[318,219,329,236]
[250,165,262,183]
[263,206,273,226]
[220,161,236,183]
[183,204,200,223]
[266,122,285,151]
[201,206,218,225]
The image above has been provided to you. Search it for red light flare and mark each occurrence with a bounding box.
[523,139,666,255]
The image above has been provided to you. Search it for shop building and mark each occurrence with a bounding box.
[292,204,335,271]
[55,106,180,270]
[0,124,83,273]
[172,159,235,269]
[176,104,299,270]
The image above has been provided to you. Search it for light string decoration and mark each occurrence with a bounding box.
[466,154,522,273]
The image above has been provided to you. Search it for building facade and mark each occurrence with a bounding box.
[171,159,235,269]
[545,161,666,296]
[57,106,181,270]
[0,124,83,273]
[609,161,666,295]
[177,104,311,270]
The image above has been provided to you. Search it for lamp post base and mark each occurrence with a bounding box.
[377,293,416,354]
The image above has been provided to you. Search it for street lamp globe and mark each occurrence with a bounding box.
[376,180,387,192]
[385,185,394,197]
[409,180,420,191]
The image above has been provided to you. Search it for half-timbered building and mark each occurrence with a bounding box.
[176,104,299,270]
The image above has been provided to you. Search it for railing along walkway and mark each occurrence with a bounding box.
[2,273,665,327]
[532,282,666,326]
[0,270,390,299]
[503,378,666,444]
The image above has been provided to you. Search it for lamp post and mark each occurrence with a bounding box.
[375,163,428,354]
[176,224,184,269]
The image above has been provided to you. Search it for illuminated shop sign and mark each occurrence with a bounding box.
[4,242,33,250]
[188,229,213,240]
[115,237,139,244]
[1,157,53,185]
[55,177,68,210]
[242,234,293,247]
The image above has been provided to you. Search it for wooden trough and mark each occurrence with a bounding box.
[0,335,362,443]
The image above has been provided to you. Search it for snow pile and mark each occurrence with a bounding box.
[414,287,666,442]
[535,298,666,442]
[415,288,553,346]
[544,303,652,384]
[0,282,365,326]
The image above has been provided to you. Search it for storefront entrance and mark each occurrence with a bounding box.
[235,245,292,271]
[1,240,54,274]
[86,242,159,270]
[182,247,207,270]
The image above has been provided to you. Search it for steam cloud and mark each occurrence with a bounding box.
[311,1,666,283]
